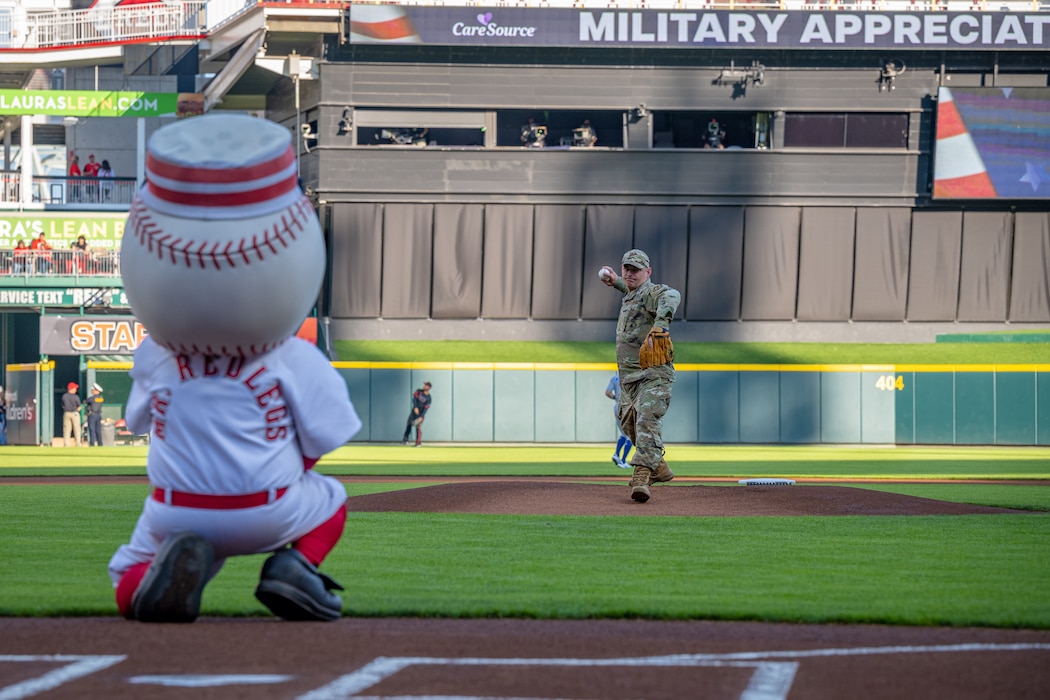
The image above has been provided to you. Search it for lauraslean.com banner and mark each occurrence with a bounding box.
[347,6,1050,50]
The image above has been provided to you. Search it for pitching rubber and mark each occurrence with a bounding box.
[738,478,796,486]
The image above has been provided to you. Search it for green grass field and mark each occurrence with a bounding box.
[1,445,1048,627]
[334,340,1050,364]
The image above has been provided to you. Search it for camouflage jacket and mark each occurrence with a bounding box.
[613,278,681,381]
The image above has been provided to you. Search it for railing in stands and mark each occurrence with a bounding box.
[0,0,1045,51]
[0,172,138,206]
[6,1,209,50]
[0,249,121,279]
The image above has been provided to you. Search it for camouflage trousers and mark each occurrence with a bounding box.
[618,370,673,469]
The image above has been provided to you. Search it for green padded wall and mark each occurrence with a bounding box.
[1038,374,1050,446]
[955,372,996,445]
[452,370,493,442]
[779,371,821,443]
[536,371,575,442]
[82,363,1050,446]
[895,371,916,444]
[739,371,779,443]
[821,372,861,443]
[913,372,955,444]
[697,371,739,443]
[575,371,619,444]
[861,371,897,444]
[995,371,1036,445]
[494,371,535,442]
[664,370,698,443]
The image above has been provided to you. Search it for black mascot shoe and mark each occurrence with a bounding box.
[254,548,345,621]
[133,531,214,623]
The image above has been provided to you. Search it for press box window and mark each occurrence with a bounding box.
[783,113,908,149]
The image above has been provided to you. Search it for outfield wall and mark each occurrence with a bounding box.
[332,363,1050,447]
[82,362,1050,446]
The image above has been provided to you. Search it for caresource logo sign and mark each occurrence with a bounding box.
[452,12,537,39]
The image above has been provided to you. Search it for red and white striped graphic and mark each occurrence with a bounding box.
[933,87,996,199]
[138,113,300,220]
[348,5,422,44]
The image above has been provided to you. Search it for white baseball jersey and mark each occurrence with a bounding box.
[126,335,360,494]
[109,336,361,585]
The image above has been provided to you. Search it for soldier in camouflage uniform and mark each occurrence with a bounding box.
[599,249,681,503]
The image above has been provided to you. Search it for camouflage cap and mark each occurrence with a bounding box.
[621,249,650,269]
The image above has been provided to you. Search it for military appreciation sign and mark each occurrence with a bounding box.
[348,7,1050,50]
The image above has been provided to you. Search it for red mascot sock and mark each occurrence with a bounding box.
[115,562,150,619]
[293,503,347,566]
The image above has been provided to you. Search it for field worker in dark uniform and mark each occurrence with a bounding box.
[85,383,105,446]
[599,249,680,503]
[402,381,432,446]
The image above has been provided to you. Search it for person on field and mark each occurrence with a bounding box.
[605,374,632,469]
[402,381,432,446]
[85,383,105,446]
[62,382,82,447]
[599,249,680,503]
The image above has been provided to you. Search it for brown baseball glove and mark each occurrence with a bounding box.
[638,327,673,369]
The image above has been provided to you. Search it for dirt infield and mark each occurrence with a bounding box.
[344,480,1032,517]
[3,617,1049,699]
[2,478,1048,699]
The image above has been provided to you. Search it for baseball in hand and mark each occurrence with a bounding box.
[598,267,614,282]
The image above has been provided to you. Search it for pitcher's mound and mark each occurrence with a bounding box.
[347,482,1028,517]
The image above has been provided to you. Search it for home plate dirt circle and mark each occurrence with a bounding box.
[2,478,1048,699]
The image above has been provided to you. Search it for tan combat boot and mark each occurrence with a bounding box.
[651,459,674,483]
[629,465,652,503]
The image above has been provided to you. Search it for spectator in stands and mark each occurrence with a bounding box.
[98,160,115,201]
[68,152,82,202]
[84,154,101,202]
[12,239,28,274]
[72,234,90,274]
[29,232,52,273]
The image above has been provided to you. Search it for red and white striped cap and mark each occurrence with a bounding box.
[137,113,301,220]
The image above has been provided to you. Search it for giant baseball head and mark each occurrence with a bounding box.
[121,114,324,356]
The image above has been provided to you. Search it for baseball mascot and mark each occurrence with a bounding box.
[109,114,362,623]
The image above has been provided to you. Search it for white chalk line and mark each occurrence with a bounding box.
[298,643,1050,700]
[0,655,126,700]
[4,643,1048,700]
[128,673,295,687]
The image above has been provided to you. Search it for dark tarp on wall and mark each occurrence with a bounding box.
[796,207,855,321]
[581,205,633,320]
[852,208,911,321]
[532,205,585,320]
[686,207,744,321]
[635,205,689,319]
[741,206,801,321]
[330,203,383,318]
[1008,212,1050,322]
[432,204,484,319]
[906,212,962,321]
[958,212,1013,322]
[482,204,534,318]
[381,204,434,319]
